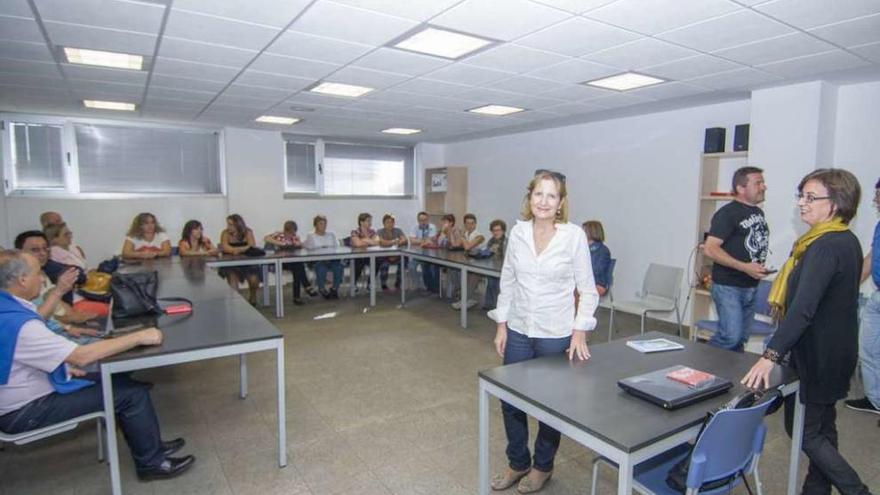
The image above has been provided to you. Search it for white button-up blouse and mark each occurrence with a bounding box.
[488,220,599,338]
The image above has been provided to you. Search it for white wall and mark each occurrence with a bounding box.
[443,99,752,323]
[0,125,439,262]
[833,80,880,291]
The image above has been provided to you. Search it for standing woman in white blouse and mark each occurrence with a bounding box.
[488,170,599,493]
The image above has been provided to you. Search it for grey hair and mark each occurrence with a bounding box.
[0,250,32,289]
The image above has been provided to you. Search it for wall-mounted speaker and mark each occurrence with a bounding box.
[734,124,750,151]
[704,127,726,153]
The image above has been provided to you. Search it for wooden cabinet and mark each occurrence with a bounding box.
[424,166,467,226]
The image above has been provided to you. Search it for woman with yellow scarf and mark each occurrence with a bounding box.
[742,169,872,495]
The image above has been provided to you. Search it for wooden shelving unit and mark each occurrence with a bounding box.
[691,151,749,340]
[424,166,467,227]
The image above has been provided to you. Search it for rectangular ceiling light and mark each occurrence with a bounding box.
[467,104,525,116]
[82,99,136,111]
[256,115,300,125]
[381,127,422,135]
[309,82,374,98]
[64,47,143,70]
[393,26,493,59]
[584,72,665,91]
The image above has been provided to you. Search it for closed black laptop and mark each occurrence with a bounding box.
[618,365,733,410]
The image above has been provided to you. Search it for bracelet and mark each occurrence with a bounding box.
[762,348,782,364]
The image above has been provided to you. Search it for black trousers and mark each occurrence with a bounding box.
[784,396,872,495]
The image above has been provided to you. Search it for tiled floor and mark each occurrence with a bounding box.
[2,287,879,494]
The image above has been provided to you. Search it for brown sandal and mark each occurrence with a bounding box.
[516,470,552,494]
[491,468,530,491]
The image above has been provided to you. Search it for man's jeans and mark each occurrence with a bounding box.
[0,374,164,469]
[860,291,880,408]
[501,329,571,472]
[314,260,344,291]
[709,283,757,352]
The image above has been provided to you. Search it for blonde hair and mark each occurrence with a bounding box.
[520,171,568,223]
[582,220,605,242]
[127,212,164,239]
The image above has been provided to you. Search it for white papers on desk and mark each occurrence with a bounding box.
[626,338,685,353]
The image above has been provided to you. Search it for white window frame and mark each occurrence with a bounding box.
[283,137,414,199]
[1,112,226,199]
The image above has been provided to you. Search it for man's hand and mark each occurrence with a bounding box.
[66,325,101,338]
[136,327,163,346]
[742,262,770,280]
[55,268,79,293]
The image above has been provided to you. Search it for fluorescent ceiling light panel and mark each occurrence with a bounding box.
[381,127,422,135]
[309,82,374,98]
[467,104,525,116]
[64,47,143,70]
[393,26,492,59]
[584,72,665,91]
[255,115,300,125]
[82,100,136,111]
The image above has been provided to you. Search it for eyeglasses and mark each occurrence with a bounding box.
[534,169,566,183]
[795,192,831,204]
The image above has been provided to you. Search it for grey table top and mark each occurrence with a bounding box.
[479,332,797,453]
[402,247,504,275]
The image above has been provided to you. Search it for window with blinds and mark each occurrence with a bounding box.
[9,122,65,190]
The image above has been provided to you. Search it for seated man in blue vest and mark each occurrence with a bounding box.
[0,249,195,480]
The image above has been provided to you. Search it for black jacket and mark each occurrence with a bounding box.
[767,230,862,404]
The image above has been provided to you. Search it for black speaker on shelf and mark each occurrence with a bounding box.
[734,124,750,151]
[704,127,726,153]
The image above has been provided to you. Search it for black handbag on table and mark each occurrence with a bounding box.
[110,272,192,319]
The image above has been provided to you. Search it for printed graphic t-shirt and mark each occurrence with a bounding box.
[708,201,769,288]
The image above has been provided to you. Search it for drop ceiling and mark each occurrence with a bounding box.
[0,0,878,143]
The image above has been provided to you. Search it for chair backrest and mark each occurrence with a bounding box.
[686,398,774,488]
[642,263,683,301]
[753,279,773,317]
[604,258,617,302]
[341,236,351,247]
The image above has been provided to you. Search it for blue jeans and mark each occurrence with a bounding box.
[501,329,571,472]
[483,278,499,309]
[709,283,757,352]
[314,260,343,291]
[420,262,439,293]
[0,375,164,469]
[860,292,880,408]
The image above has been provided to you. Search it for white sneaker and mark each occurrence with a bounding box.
[466,299,478,309]
[451,301,462,310]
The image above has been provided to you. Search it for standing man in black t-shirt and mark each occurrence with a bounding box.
[703,166,770,351]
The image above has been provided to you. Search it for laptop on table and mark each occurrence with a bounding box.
[618,365,733,410]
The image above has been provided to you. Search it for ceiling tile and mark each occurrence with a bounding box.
[141,108,201,120]
[290,1,417,46]
[753,0,880,30]
[173,0,312,28]
[808,14,880,48]
[0,15,44,43]
[658,10,793,52]
[685,67,782,90]
[581,38,697,70]
[235,70,314,92]
[327,0,463,22]
[643,54,743,80]
[69,80,144,98]
[423,63,514,85]
[146,86,216,103]
[159,36,256,67]
[362,89,446,105]
[223,83,292,101]
[452,87,524,103]
[462,44,569,73]
[212,93,277,109]
[249,53,340,79]
[164,8,280,50]
[150,73,228,92]
[0,40,53,62]
[418,96,484,112]
[529,0,619,14]
[541,101,606,115]
[0,1,33,17]
[352,48,452,77]
[346,98,414,114]
[490,75,568,94]
[756,49,869,78]
[585,92,653,108]
[0,73,67,90]
[538,83,613,101]
[325,66,410,89]
[585,0,740,35]
[628,81,711,99]
[44,21,157,55]
[0,58,58,77]
[391,78,471,97]
[431,0,571,41]
[285,92,356,109]
[850,41,880,62]
[525,58,619,83]
[34,0,164,33]
[266,30,372,65]
[152,57,240,81]
[501,93,568,109]
[63,64,147,85]
[517,17,640,57]
[712,33,836,66]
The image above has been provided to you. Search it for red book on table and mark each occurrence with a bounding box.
[666,367,716,388]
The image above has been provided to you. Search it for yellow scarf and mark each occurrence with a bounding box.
[768,218,848,318]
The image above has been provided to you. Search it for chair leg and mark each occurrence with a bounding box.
[675,306,684,337]
[640,312,646,335]
[752,455,764,495]
[608,307,615,342]
[96,418,105,463]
